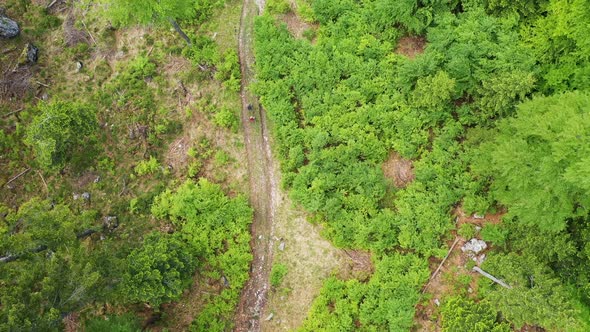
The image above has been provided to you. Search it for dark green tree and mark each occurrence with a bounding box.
[0,199,100,331]
[441,296,510,332]
[121,232,196,307]
[472,91,590,232]
[25,101,97,171]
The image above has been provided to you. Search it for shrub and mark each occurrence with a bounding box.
[270,263,288,287]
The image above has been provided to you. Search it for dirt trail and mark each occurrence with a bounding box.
[234,0,279,330]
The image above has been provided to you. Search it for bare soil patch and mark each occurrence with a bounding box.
[339,249,374,282]
[263,211,349,331]
[280,11,316,39]
[382,152,415,188]
[413,207,505,331]
[395,36,427,59]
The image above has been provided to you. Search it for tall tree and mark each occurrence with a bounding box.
[0,199,100,331]
[25,101,97,171]
[472,91,590,232]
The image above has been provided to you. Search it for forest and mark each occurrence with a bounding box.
[1,0,590,331]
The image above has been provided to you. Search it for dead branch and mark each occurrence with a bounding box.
[4,168,31,187]
[2,108,24,118]
[1,47,16,55]
[37,171,49,194]
[472,266,512,289]
[81,19,96,45]
[36,81,50,87]
[421,237,460,294]
[47,0,58,9]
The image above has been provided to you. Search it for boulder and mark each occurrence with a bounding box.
[0,14,19,38]
[19,43,39,65]
[278,241,285,251]
[461,238,487,255]
[103,216,118,230]
[81,192,91,201]
[26,43,38,63]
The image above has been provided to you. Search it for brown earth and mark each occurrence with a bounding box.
[382,152,415,188]
[395,36,427,59]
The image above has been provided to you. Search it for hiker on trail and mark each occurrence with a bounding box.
[249,116,255,122]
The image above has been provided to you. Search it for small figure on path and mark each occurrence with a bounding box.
[249,116,255,122]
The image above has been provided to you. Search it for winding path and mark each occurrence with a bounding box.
[234,0,279,331]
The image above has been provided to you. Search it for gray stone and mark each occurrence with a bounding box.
[278,241,285,251]
[473,213,485,219]
[103,216,118,230]
[81,192,90,201]
[461,238,487,255]
[434,298,440,306]
[221,275,229,287]
[76,61,83,72]
[26,43,38,63]
[0,14,19,39]
[73,193,80,200]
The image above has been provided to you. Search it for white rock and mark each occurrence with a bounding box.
[473,213,485,219]
[461,238,487,254]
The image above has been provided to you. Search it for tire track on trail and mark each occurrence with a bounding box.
[235,0,278,331]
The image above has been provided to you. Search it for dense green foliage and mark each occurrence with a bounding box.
[0,199,100,331]
[440,297,510,332]
[121,232,197,306]
[300,253,429,331]
[4,0,590,329]
[254,0,590,329]
[25,101,97,171]
[472,92,590,232]
[152,179,253,331]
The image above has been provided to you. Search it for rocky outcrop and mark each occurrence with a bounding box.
[0,14,19,38]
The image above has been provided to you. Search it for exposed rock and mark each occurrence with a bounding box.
[103,216,118,230]
[461,238,487,255]
[26,43,38,63]
[265,313,274,321]
[221,275,230,287]
[93,176,100,183]
[473,213,485,219]
[278,241,285,251]
[434,298,440,306]
[474,253,486,265]
[475,226,482,233]
[76,61,83,72]
[73,193,80,200]
[0,14,19,38]
[81,192,90,201]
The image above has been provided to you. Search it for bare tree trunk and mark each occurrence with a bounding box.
[472,266,512,289]
[0,245,48,263]
[168,18,191,46]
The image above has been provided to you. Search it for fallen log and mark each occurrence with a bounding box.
[472,266,512,289]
